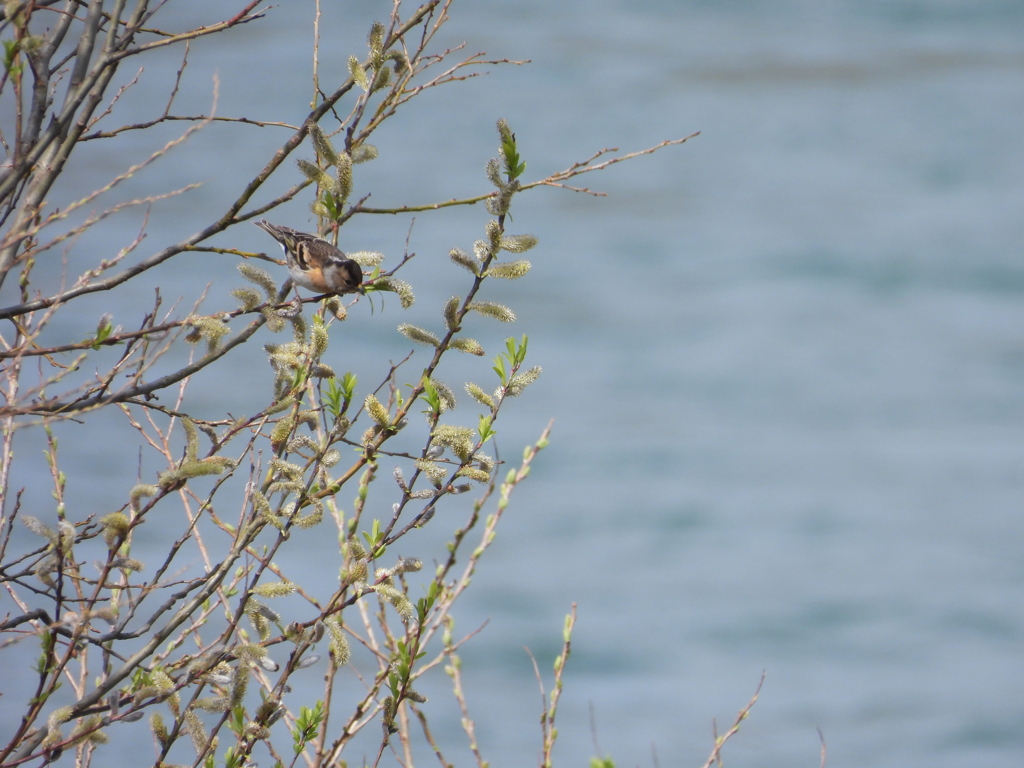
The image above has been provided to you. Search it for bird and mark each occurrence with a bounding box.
[253,219,363,295]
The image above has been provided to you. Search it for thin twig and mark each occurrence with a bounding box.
[698,672,767,768]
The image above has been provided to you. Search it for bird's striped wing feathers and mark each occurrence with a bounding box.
[254,220,346,267]
[296,235,347,269]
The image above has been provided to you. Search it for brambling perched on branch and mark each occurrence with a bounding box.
[254,219,363,295]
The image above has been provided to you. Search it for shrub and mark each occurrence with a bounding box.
[0,2,698,767]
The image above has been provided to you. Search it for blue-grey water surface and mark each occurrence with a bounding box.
[2,1,1022,767]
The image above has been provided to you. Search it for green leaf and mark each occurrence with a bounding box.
[497,118,526,180]
[420,375,442,416]
[89,313,114,349]
[478,415,495,443]
[4,39,22,76]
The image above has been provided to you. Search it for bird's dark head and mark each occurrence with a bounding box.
[323,259,363,295]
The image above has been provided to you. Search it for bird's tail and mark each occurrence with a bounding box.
[253,219,296,249]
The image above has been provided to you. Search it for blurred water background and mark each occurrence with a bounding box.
[2,1,1023,766]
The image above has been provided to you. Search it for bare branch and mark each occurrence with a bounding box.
[698,673,767,768]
